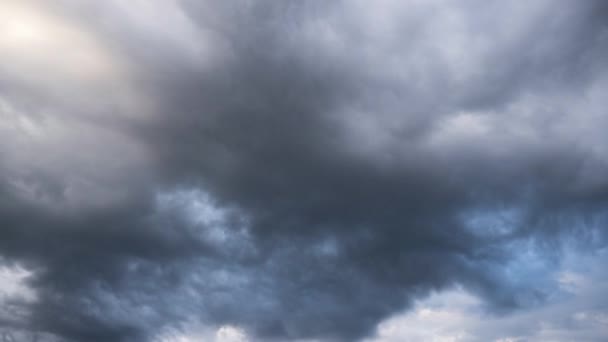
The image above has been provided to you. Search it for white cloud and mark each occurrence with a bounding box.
[0,0,127,87]
[366,247,608,342]
[158,324,249,342]
[0,263,37,335]
[0,264,36,303]
[215,325,249,342]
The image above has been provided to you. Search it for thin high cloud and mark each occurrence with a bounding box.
[0,1,607,341]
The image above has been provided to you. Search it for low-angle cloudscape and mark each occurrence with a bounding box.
[1,0,607,341]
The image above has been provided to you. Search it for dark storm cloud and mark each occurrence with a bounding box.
[1,0,608,341]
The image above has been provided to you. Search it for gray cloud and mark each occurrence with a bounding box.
[0,0,607,341]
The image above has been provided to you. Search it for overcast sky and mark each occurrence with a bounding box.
[1,0,607,341]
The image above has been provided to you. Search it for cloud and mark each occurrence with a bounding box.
[0,0,607,341]
[366,247,608,342]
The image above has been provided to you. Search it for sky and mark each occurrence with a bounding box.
[0,0,607,341]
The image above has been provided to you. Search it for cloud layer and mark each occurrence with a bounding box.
[1,1,607,341]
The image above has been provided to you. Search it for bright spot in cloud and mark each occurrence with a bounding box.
[0,0,123,84]
[158,324,248,342]
[215,325,249,342]
[0,264,36,302]
[0,263,37,326]
[365,287,480,342]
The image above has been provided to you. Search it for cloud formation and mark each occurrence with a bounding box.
[0,0,607,341]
